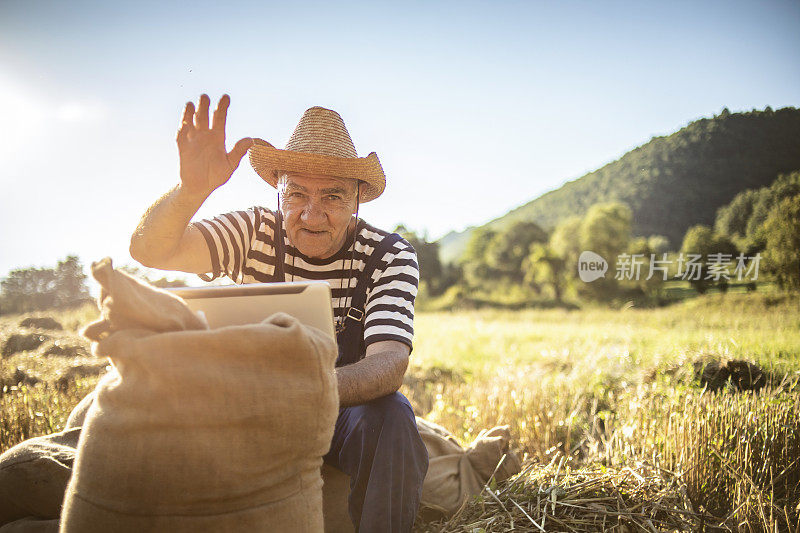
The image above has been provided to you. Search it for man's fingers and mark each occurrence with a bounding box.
[212,94,230,132]
[227,137,254,168]
[195,94,210,130]
[177,101,195,142]
[181,101,195,129]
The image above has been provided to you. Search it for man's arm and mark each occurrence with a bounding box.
[336,340,410,407]
[129,94,251,273]
[130,185,212,273]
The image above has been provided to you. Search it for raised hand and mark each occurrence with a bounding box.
[176,94,252,199]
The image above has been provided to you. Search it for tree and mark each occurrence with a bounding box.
[0,267,57,313]
[622,235,671,299]
[577,203,632,300]
[532,203,635,302]
[460,227,498,288]
[579,203,632,260]
[55,255,90,306]
[680,225,738,294]
[394,226,446,296]
[762,195,800,290]
[745,172,800,252]
[0,255,90,314]
[484,221,548,283]
[714,189,757,241]
[524,243,567,302]
[549,216,583,273]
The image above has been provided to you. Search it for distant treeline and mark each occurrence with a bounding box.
[0,259,187,316]
[404,171,800,308]
[0,256,91,315]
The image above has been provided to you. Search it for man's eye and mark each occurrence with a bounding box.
[326,195,342,201]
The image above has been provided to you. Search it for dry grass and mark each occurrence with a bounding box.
[421,459,702,532]
[1,302,103,452]
[606,381,800,530]
[402,364,800,531]
[1,379,98,449]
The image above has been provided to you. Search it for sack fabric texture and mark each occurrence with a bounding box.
[56,258,339,532]
[417,418,521,516]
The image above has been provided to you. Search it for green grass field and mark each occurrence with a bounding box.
[413,291,800,386]
[2,291,799,530]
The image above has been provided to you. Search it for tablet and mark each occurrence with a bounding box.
[167,282,335,340]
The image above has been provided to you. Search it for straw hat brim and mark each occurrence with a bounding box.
[248,139,386,203]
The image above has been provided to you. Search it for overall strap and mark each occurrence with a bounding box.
[347,232,404,324]
[273,211,286,282]
[335,232,404,367]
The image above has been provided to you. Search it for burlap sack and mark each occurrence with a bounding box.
[0,518,59,533]
[0,389,95,532]
[0,429,80,526]
[417,418,521,517]
[59,259,339,532]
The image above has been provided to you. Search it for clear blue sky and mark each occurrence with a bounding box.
[1,0,798,278]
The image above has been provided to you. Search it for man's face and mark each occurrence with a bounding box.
[279,172,359,259]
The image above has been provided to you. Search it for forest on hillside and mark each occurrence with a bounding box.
[440,106,800,263]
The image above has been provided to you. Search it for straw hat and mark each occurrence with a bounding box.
[248,106,386,202]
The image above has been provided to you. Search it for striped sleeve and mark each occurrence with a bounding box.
[363,238,419,352]
[191,207,260,283]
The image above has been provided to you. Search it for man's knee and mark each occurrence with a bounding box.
[359,394,427,470]
[358,393,417,439]
[333,392,428,478]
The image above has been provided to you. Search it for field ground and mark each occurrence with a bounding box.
[2,292,799,531]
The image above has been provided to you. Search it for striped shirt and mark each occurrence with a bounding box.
[192,206,419,351]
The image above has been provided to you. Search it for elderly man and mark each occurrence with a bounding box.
[129,94,428,532]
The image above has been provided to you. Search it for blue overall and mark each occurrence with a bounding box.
[274,223,428,532]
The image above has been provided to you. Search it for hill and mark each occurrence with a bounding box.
[440,107,800,263]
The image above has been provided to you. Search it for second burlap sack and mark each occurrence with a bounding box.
[60,259,339,533]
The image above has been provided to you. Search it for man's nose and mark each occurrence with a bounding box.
[300,199,326,224]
